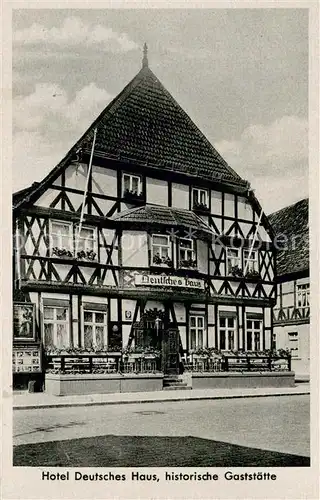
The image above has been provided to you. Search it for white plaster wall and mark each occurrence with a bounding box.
[146,178,168,205]
[211,190,222,216]
[65,163,87,191]
[91,166,117,196]
[110,298,118,321]
[224,193,235,218]
[122,299,136,322]
[173,303,186,323]
[35,189,58,208]
[172,183,189,209]
[238,196,253,221]
[197,240,208,274]
[179,326,187,350]
[121,231,148,267]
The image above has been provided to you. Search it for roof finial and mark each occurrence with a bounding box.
[142,42,148,68]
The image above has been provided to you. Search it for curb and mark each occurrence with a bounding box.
[13,390,310,411]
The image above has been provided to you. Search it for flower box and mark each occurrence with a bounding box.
[123,190,144,203]
[193,203,210,214]
[52,247,73,259]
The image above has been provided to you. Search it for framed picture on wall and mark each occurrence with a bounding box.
[13,303,36,340]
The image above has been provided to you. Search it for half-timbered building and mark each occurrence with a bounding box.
[270,198,309,376]
[13,48,276,388]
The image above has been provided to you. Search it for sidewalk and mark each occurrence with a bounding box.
[13,383,310,410]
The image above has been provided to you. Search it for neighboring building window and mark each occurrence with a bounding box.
[189,315,205,349]
[219,315,236,351]
[246,318,262,351]
[151,234,171,266]
[243,249,259,274]
[123,173,142,195]
[83,310,107,349]
[179,238,196,268]
[50,220,73,257]
[75,225,97,260]
[296,283,310,310]
[271,332,277,351]
[43,306,70,348]
[288,332,299,358]
[192,187,208,209]
[227,248,241,275]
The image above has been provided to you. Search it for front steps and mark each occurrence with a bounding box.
[163,375,192,391]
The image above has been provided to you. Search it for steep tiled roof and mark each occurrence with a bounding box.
[13,61,251,211]
[79,65,248,187]
[269,198,309,277]
[112,205,212,234]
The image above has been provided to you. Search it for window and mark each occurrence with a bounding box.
[288,332,299,358]
[43,306,70,348]
[179,238,196,268]
[227,248,241,275]
[271,332,277,351]
[189,315,205,349]
[83,310,108,349]
[50,220,73,256]
[75,225,97,259]
[192,188,208,208]
[123,173,142,195]
[219,315,237,350]
[243,249,259,274]
[246,318,262,351]
[296,283,310,310]
[151,234,171,266]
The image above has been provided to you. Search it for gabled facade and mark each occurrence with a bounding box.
[269,198,309,375]
[13,51,276,380]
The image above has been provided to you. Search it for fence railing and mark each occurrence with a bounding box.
[46,353,162,374]
[183,354,291,373]
[45,353,291,375]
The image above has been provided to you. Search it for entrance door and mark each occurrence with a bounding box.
[162,327,180,375]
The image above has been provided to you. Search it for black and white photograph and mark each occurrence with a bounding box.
[2,4,319,500]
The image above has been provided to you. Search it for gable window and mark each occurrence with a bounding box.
[179,238,196,268]
[151,234,172,266]
[219,315,237,351]
[244,249,259,275]
[288,332,299,358]
[50,220,73,257]
[296,283,310,310]
[43,305,70,348]
[75,225,97,260]
[189,315,205,349]
[122,173,142,196]
[246,318,262,351]
[83,309,108,349]
[227,248,241,276]
[192,188,209,209]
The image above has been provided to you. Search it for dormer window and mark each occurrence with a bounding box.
[179,238,197,269]
[122,173,142,198]
[151,234,172,267]
[192,187,209,211]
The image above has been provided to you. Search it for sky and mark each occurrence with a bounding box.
[12,8,308,214]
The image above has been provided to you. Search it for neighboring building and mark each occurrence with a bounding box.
[269,198,309,375]
[12,48,276,386]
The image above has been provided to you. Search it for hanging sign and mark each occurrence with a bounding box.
[13,303,36,340]
[135,274,205,290]
[12,347,42,373]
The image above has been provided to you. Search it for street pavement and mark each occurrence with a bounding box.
[13,394,310,458]
[12,383,310,410]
